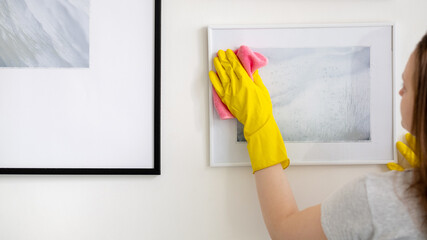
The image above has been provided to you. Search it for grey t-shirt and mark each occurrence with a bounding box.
[321,170,427,239]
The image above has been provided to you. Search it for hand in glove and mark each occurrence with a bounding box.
[387,133,420,171]
[209,49,289,173]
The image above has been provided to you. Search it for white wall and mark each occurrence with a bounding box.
[1,0,427,239]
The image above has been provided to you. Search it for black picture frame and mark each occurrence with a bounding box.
[0,0,161,175]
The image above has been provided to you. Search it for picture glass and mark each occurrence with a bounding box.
[0,0,89,68]
[237,46,371,143]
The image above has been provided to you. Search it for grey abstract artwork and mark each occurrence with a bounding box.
[0,0,89,68]
[237,47,371,142]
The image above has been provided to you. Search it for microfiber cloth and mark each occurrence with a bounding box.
[212,45,268,119]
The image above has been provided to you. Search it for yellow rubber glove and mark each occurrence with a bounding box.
[387,133,420,171]
[209,49,290,173]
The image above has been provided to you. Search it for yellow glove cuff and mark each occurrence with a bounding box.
[245,116,290,173]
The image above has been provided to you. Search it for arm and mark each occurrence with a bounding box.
[255,164,326,239]
[209,49,327,239]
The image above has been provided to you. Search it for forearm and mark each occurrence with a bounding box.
[255,163,298,238]
[209,48,325,239]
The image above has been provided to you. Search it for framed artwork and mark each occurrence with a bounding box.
[208,23,394,167]
[0,0,161,174]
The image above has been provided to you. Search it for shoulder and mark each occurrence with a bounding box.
[364,170,413,210]
[321,170,426,239]
[364,170,414,221]
[365,170,426,238]
[365,169,413,190]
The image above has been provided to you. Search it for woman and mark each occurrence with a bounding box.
[209,33,427,239]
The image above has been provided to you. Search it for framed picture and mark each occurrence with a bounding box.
[208,23,394,167]
[0,0,161,174]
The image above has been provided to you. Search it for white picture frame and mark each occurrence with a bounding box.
[208,23,395,167]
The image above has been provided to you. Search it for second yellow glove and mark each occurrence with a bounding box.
[387,133,420,171]
[209,49,289,173]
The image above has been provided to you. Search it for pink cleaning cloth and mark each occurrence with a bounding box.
[212,45,268,119]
